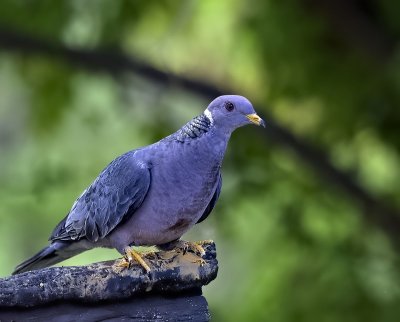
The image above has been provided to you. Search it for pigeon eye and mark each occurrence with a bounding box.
[224,101,235,112]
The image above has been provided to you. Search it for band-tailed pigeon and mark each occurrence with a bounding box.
[13,95,265,274]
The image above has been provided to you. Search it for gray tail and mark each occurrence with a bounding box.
[12,241,81,275]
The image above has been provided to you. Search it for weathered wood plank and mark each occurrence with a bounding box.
[0,241,217,308]
[0,291,210,322]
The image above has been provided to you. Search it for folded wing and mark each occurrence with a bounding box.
[196,172,222,224]
[50,151,151,242]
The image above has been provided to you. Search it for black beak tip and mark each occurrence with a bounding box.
[260,119,266,128]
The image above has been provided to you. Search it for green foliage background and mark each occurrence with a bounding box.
[1,1,400,321]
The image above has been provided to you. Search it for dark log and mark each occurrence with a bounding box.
[0,291,210,322]
[0,241,217,321]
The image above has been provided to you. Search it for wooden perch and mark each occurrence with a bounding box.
[0,241,218,321]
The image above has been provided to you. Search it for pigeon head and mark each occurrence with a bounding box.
[204,95,265,132]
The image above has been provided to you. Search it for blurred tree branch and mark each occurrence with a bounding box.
[304,0,395,60]
[0,27,400,247]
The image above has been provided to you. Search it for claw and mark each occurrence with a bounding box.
[112,257,131,273]
[122,247,151,273]
[182,244,189,255]
[192,243,206,257]
[177,241,206,257]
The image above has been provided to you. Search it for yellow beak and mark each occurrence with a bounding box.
[246,113,266,127]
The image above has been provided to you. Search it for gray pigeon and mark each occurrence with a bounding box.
[13,95,265,274]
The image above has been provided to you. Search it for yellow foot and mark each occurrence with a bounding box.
[120,247,151,273]
[191,243,206,257]
[178,240,209,257]
[115,258,130,269]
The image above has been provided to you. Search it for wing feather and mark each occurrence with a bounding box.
[196,172,222,224]
[50,151,151,242]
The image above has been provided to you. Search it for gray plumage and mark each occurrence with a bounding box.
[13,95,265,274]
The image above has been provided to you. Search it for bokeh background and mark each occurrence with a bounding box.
[1,1,400,321]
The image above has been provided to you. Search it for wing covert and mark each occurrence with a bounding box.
[50,151,151,242]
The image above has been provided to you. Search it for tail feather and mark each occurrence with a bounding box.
[12,242,83,275]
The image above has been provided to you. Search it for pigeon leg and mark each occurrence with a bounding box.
[116,247,151,273]
[193,239,214,255]
[176,240,209,257]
